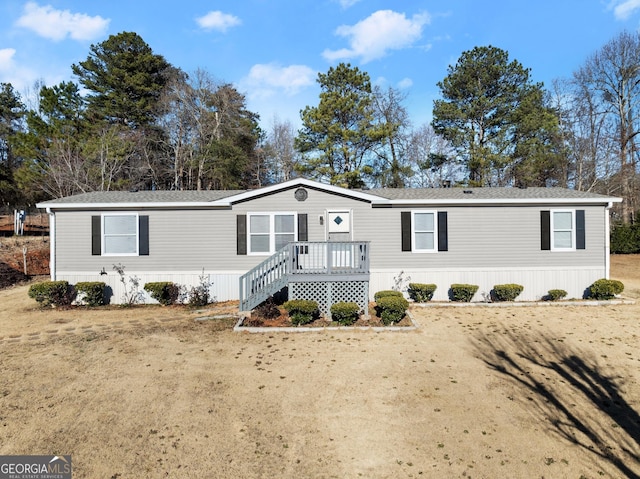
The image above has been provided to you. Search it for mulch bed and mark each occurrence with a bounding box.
[240,304,414,328]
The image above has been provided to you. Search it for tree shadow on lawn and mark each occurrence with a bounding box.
[472,328,640,478]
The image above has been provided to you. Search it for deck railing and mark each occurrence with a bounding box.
[239,241,369,311]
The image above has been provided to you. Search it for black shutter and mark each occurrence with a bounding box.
[139,215,149,256]
[401,212,411,251]
[237,215,247,255]
[91,216,101,255]
[437,211,448,252]
[541,211,551,250]
[576,210,585,250]
[298,214,308,241]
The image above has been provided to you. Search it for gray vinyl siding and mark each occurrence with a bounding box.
[54,187,373,272]
[53,189,608,274]
[360,204,606,270]
[231,186,373,244]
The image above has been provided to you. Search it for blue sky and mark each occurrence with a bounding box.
[1,0,640,130]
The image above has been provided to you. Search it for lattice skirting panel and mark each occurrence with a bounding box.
[289,280,369,316]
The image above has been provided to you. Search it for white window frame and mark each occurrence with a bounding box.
[102,213,139,256]
[550,209,576,251]
[412,210,438,253]
[247,212,297,255]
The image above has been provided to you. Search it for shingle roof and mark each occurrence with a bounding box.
[37,181,620,209]
[39,189,245,204]
[366,186,614,201]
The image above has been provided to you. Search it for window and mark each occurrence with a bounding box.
[102,213,139,255]
[551,210,575,250]
[541,209,585,251]
[412,211,437,252]
[401,211,448,252]
[248,212,296,254]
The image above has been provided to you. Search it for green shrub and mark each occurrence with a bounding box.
[546,289,567,301]
[283,299,319,326]
[144,282,180,306]
[491,284,524,302]
[449,284,479,302]
[28,281,72,307]
[373,290,403,301]
[75,281,106,306]
[610,223,640,254]
[588,279,624,300]
[407,283,437,302]
[330,301,360,326]
[375,296,409,325]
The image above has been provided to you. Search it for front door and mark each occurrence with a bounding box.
[326,210,351,241]
[326,210,352,268]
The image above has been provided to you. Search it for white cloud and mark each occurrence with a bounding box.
[196,11,242,32]
[0,48,43,93]
[15,2,109,41]
[337,0,361,8]
[612,0,640,19]
[397,77,413,89]
[323,10,430,64]
[0,48,17,72]
[242,63,316,97]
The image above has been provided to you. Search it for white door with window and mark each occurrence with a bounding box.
[326,210,352,268]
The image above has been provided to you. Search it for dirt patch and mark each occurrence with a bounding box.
[0,235,50,288]
[0,257,638,478]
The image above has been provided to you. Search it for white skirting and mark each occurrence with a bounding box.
[56,266,607,304]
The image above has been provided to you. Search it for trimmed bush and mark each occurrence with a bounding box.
[283,299,319,326]
[546,289,567,301]
[374,290,403,301]
[28,281,72,307]
[449,284,479,302]
[407,283,437,302]
[376,296,409,325]
[588,279,624,300]
[75,281,106,306]
[491,283,524,302]
[144,281,180,306]
[330,301,360,326]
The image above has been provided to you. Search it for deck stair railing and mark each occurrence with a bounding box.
[239,241,369,312]
[239,245,290,312]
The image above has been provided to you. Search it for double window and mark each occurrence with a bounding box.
[248,212,296,254]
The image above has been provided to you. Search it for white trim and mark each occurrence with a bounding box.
[605,202,612,279]
[46,208,56,280]
[371,197,623,206]
[212,178,384,205]
[411,210,438,253]
[101,212,139,256]
[550,209,576,252]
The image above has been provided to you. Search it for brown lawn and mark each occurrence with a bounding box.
[0,257,639,478]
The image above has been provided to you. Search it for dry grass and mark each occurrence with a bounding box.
[0,257,638,478]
